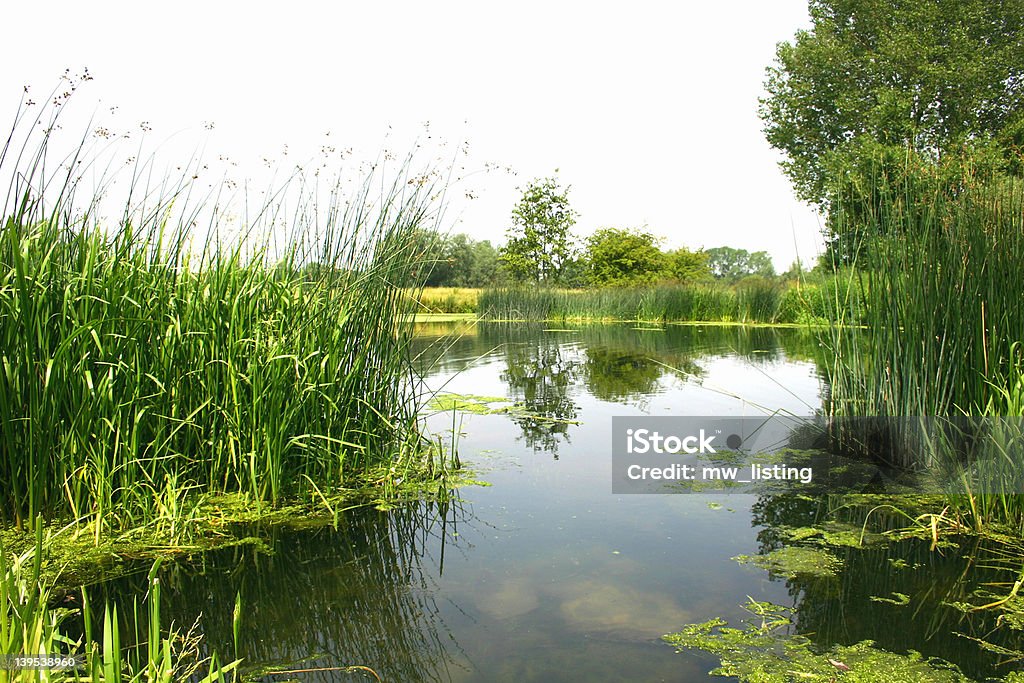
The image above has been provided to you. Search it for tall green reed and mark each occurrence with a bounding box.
[823,171,1024,421]
[821,160,1024,529]
[0,91,448,533]
[477,280,835,324]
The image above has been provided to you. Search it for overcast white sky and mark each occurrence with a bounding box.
[2,1,823,270]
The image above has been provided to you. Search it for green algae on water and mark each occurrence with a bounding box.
[664,600,981,682]
[426,392,581,425]
[427,393,512,414]
[733,545,842,580]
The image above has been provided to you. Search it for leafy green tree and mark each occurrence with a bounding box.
[464,239,505,287]
[665,248,711,283]
[499,176,578,284]
[407,231,507,287]
[760,0,1024,210]
[585,227,667,286]
[706,247,775,282]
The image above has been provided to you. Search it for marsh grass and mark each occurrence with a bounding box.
[407,287,480,313]
[821,166,1024,529]
[476,279,849,324]
[0,91,452,535]
[823,175,1024,419]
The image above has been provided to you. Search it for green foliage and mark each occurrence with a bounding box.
[0,95,453,533]
[761,0,1024,209]
[412,231,506,288]
[585,227,667,286]
[705,246,775,282]
[499,176,578,284]
[664,247,710,283]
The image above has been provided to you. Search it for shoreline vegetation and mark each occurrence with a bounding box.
[0,89,460,679]
[406,277,860,326]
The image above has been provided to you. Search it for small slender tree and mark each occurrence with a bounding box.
[499,176,578,284]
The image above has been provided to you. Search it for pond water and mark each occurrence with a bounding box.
[91,323,1024,681]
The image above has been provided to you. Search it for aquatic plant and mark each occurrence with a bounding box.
[0,519,240,682]
[0,86,452,534]
[476,281,836,324]
[820,160,1024,529]
[664,599,991,682]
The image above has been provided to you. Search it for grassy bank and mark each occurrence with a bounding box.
[474,279,858,324]
[406,286,480,314]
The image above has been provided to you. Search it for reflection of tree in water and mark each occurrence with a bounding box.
[412,321,824,375]
[500,333,582,457]
[584,347,663,403]
[413,321,826,456]
[81,501,469,683]
[748,492,1024,680]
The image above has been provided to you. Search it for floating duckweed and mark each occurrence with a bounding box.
[780,521,888,548]
[733,546,842,579]
[664,601,976,682]
[426,392,581,424]
[427,393,512,414]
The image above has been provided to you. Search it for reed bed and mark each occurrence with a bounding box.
[823,175,1024,419]
[0,96,449,534]
[477,280,852,324]
[821,168,1024,529]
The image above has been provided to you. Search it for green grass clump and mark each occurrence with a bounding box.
[476,281,837,324]
[821,162,1024,530]
[824,171,1024,420]
[0,91,451,535]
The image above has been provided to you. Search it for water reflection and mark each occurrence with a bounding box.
[413,322,823,457]
[411,321,823,378]
[87,501,469,682]
[748,492,1024,679]
[499,334,582,456]
[81,322,849,681]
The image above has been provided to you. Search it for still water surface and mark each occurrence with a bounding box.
[94,323,1024,681]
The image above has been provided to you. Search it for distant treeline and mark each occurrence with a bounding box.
[409,227,809,290]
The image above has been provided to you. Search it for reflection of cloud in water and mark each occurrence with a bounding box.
[469,543,689,641]
[475,577,540,619]
[557,579,690,640]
